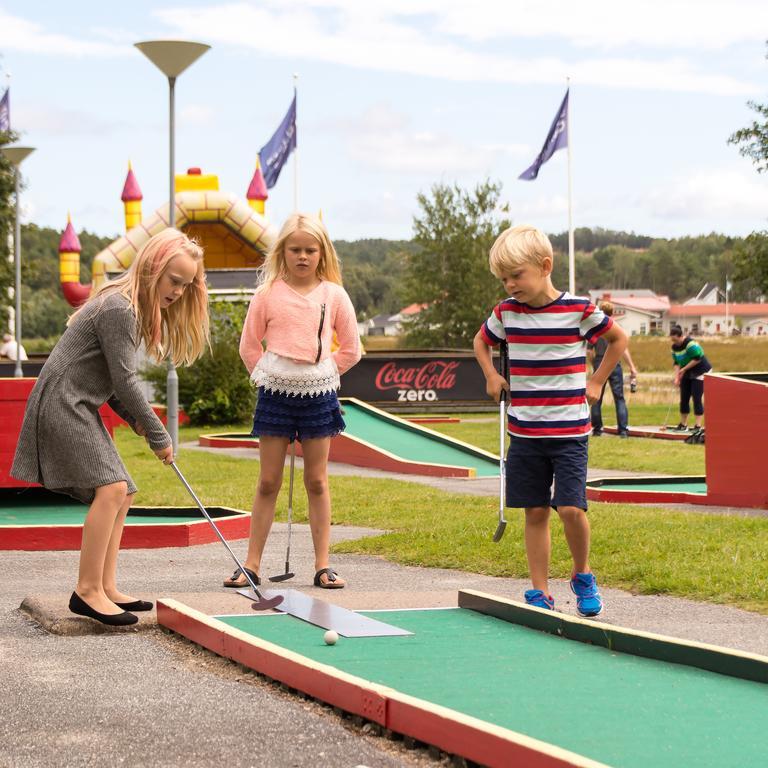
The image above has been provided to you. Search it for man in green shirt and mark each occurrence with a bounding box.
[669,325,712,431]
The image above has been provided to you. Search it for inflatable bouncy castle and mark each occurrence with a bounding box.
[60,160,277,306]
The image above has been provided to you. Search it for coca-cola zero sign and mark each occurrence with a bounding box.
[340,352,489,405]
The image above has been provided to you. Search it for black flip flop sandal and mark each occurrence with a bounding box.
[222,566,260,588]
[313,567,345,589]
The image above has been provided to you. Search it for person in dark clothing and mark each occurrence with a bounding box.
[589,301,638,438]
[669,325,712,431]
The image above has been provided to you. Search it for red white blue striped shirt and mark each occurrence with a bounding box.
[480,292,612,439]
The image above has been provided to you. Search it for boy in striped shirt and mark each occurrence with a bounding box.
[474,225,627,616]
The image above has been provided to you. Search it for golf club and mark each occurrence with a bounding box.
[661,400,674,430]
[269,440,296,582]
[169,461,283,611]
[493,342,509,543]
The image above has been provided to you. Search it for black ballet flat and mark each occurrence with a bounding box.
[69,592,138,626]
[115,599,153,612]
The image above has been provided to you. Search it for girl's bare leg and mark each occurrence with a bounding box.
[76,482,128,615]
[102,492,137,603]
[241,436,290,576]
[301,437,344,585]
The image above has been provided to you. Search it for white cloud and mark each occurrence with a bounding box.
[428,0,768,50]
[179,104,215,125]
[13,105,127,136]
[339,104,526,173]
[645,170,768,220]
[155,1,760,93]
[1,3,761,92]
[0,11,128,57]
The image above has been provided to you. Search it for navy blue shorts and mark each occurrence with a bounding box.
[505,435,588,511]
[251,388,345,443]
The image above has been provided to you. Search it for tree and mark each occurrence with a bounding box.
[0,126,21,323]
[401,180,511,348]
[733,231,768,297]
[728,43,768,173]
[143,300,255,425]
[727,42,768,293]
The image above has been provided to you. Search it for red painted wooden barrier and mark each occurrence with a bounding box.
[705,373,768,508]
[1,378,120,488]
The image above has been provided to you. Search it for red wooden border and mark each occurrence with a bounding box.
[602,425,688,441]
[199,432,476,478]
[0,508,250,551]
[586,485,707,505]
[705,374,768,508]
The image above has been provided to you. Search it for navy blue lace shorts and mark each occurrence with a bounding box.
[251,387,345,443]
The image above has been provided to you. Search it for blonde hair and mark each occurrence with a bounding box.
[599,301,615,317]
[69,228,209,365]
[257,213,342,294]
[488,225,554,278]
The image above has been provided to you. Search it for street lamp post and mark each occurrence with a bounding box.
[134,40,210,452]
[1,145,35,377]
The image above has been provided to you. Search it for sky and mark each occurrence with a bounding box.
[1,0,768,243]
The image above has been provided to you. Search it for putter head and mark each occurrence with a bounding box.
[251,595,284,611]
[268,572,295,582]
[492,520,507,543]
[236,588,285,611]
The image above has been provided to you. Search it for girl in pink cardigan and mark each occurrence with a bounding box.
[224,213,361,590]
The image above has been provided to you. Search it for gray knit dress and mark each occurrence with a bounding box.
[11,293,171,503]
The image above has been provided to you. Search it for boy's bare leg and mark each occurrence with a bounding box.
[102,492,136,603]
[524,506,551,593]
[76,482,128,615]
[556,505,591,574]
[301,436,345,586]
[242,435,289,576]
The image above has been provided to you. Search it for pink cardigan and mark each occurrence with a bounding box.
[239,279,361,375]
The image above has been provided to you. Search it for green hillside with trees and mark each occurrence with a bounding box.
[0,217,763,352]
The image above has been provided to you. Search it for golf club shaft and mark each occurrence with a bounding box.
[285,440,295,570]
[170,461,264,597]
[499,393,506,516]
[493,341,509,541]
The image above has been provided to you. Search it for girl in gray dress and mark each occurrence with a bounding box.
[12,228,209,625]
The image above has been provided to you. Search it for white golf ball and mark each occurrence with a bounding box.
[324,630,339,645]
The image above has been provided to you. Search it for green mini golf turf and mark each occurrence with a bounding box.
[216,608,768,768]
[0,505,237,526]
[594,480,708,494]
[341,403,498,476]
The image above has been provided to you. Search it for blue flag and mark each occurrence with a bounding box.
[0,88,9,133]
[519,89,568,181]
[259,93,296,189]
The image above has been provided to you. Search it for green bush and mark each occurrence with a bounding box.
[143,300,256,425]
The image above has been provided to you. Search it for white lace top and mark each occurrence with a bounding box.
[251,351,340,397]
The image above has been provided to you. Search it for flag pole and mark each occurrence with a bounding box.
[4,71,12,341]
[725,273,730,336]
[566,77,575,294]
[293,72,298,212]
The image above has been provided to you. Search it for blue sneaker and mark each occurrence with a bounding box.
[570,572,603,617]
[524,589,555,611]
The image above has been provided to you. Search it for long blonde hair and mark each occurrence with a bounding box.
[257,213,342,294]
[69,228,209,365]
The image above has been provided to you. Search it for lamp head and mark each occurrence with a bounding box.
[135,40,210,78]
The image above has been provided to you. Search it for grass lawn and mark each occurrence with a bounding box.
[117,418,763,614]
